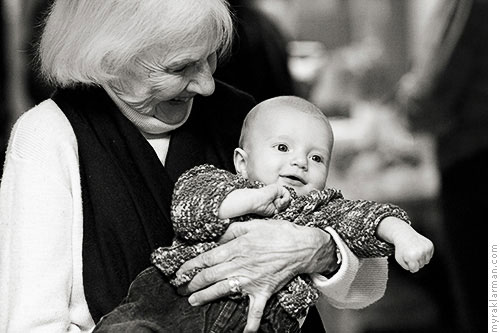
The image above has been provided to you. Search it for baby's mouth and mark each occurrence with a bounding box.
[281,175,306,185]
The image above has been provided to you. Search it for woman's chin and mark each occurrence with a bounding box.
[155,99,193,125]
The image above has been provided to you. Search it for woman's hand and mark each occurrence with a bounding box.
[175,220,336,333]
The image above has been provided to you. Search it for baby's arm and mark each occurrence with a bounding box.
[171,164,253,242]
[298,194,404,258]
[376,216,434,273]
[218,184,290,219]
[172,164,290,242]
[304,192,433,272]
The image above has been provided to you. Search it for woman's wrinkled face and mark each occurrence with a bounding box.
[112,38,218,125]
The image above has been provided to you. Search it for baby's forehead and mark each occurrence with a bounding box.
[255,105,332,133]
[240,97,334,149]
[252,107,333,145]
[253,104,319,123]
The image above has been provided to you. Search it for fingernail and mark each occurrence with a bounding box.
[188,295,199,306]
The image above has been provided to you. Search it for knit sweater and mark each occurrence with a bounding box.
[0,101,388,332]
[152,164,408,318]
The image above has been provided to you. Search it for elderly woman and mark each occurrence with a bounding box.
[0,0,388,332]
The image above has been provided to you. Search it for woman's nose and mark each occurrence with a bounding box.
[186,61,215,96]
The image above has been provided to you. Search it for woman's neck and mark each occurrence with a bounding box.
[102,84,185,135]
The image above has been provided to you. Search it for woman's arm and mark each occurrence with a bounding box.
[310,229,388,309]
[0,103,94,332]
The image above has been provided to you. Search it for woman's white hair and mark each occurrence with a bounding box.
[38,0,233,87]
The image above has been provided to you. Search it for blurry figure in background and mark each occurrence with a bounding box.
[0,0,53,175]
[0,2,7,170]
[24,0,54,104]
[394,0,487,331]
[214,0,295,102]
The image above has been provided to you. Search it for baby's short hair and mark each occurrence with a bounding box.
[239,96,333,149]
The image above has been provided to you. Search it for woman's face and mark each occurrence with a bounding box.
[112,39,217,126]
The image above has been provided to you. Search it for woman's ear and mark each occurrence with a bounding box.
[233,148,249,178]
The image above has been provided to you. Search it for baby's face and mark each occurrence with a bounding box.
[244,107,333,196]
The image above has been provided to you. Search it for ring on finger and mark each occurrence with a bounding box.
[227,277,242,294]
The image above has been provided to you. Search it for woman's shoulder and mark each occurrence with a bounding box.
[7,99,77,160]
[15,99,73,132]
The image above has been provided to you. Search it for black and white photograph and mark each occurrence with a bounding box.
[0,0,489,332]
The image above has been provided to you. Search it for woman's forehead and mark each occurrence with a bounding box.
[138,34,218,63]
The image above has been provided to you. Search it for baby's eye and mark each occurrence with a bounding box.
[276,144,289,152]
[311,155,323,163]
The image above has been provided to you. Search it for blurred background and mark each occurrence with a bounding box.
[0,0,487,332]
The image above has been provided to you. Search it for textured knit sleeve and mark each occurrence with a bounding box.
[152,165,254,285]
[275,188,410,258]
[317,198,410,257]
[171,164,253,242]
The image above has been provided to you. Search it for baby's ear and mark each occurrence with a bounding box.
[233,148,249,178]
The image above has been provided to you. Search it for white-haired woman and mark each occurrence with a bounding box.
[0,1,388,332]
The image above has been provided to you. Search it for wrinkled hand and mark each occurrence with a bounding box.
[175,220,334,333]
[394,232,434,273]
[251,184,291,216]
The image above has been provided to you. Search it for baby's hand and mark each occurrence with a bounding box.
[394,231,434,273]
[251,184,291,216]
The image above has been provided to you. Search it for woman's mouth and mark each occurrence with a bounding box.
[169,96,192,104]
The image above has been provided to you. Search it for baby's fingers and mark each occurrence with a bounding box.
[274,188,290,212]
[425,241,435,262]
[244,295,268,333]
[407,260,421,273]
[395,254,410,271]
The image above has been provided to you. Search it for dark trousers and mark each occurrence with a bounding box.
[93,267,300,333]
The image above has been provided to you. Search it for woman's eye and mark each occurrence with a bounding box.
[276,144,288,152]
[169,65,187,74]
[311,155,323,163]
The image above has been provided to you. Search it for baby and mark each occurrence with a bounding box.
[95,96,433,333]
